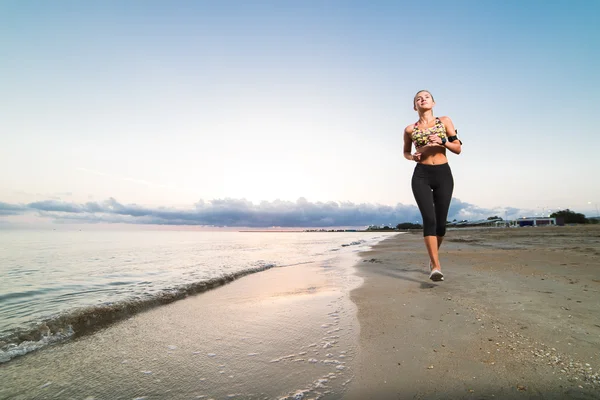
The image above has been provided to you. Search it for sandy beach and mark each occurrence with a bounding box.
[347,225,600,399]
[1,226,599,399]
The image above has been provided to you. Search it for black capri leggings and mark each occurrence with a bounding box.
[411,163,454,237]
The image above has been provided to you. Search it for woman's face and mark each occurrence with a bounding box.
[414,91,435,111]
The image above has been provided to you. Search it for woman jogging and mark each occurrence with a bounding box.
[403,90,462,281]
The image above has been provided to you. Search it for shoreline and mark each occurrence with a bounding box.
[0,264,280,364]
[346,225,600,399]
[0,231,387,367]
[0,237,382,399]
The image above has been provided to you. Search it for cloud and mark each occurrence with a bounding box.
[0,202,28,216]
[0,197,534,228]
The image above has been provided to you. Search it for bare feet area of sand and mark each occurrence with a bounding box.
[347,225,600,400]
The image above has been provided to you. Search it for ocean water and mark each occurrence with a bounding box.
[0,229,395,365]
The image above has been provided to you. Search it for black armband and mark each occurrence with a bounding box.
[448,129,462,144]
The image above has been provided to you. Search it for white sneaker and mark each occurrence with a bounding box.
[429,268,444,282]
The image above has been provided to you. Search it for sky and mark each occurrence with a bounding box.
[1,0,599,228]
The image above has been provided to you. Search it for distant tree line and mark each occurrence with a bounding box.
[366,223,423,231]
[550,209,598,224]
[366,225,397,231]
[396,222,423,229]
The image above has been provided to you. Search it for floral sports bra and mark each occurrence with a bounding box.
[411,117,447,148]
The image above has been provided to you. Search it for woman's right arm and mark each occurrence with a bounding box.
[403,126,419,162]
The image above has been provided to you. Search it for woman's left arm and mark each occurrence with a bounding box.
[440,116,462,155]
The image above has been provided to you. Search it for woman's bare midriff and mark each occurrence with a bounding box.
[416,146,448,165]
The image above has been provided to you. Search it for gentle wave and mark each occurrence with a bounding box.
[0,263,276,364]
[340,239,366,247]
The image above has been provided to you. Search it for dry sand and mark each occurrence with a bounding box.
[347,225,600,400]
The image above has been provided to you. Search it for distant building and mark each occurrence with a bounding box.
[447,216,564,228]
[512,217,561,227]
[448,218,504,228]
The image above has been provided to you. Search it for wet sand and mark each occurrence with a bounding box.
[347,225,600,399]
[0,252,363,400]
